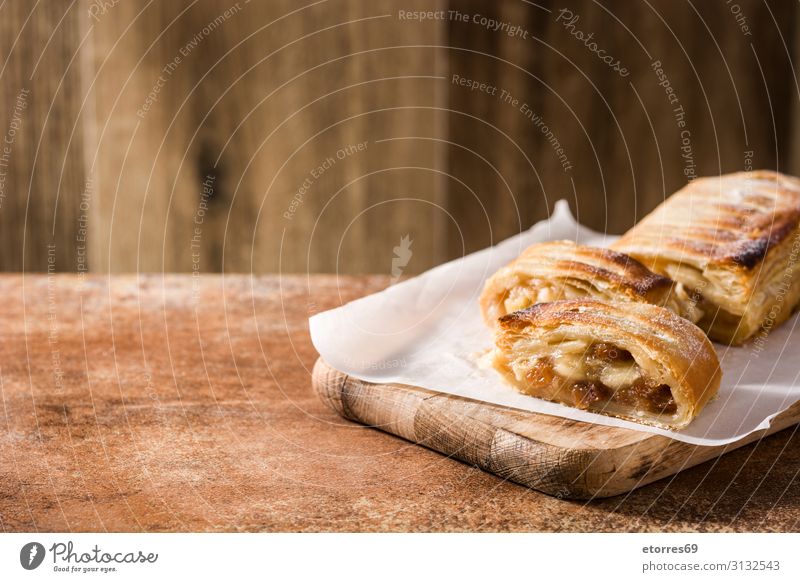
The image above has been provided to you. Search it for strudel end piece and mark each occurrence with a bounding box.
[492,299,721,429]
[613,171,800,345]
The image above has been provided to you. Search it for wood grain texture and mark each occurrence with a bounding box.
[0,0,90,272]
[445,0,797,255]
[0,274,799,531]
[313,358,800,499]
[3,1,798,274]
[86,0,447,274]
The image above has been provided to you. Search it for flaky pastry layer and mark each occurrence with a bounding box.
[480,240,698,327]
[492,299,722,429]
[613,170,800,344]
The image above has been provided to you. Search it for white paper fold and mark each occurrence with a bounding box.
[310,200,800,445]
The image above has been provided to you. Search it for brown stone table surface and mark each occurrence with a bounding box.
[0,274,798,532]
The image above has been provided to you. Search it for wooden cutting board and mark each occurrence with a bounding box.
[313,357,800,499]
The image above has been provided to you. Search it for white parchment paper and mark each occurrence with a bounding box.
[310,200,800,445]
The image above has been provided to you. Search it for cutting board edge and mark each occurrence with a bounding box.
[311,357,800,500]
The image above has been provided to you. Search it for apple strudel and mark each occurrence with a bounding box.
[613,170,800,344]
[491,299,721,429]
[480,240,698,327]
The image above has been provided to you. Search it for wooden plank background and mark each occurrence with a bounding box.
[0,1,90,273]
[0,0,797,274]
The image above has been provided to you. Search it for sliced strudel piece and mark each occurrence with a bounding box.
[492,299,721,429]
[480,240,698,327]
[613,170,800,344]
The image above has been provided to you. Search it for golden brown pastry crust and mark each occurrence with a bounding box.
[480,240,697,327]
[492,299,722,429]
[613,170,800,344]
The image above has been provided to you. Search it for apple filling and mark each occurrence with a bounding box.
[502,280,583,317]
[520,342,677,416]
